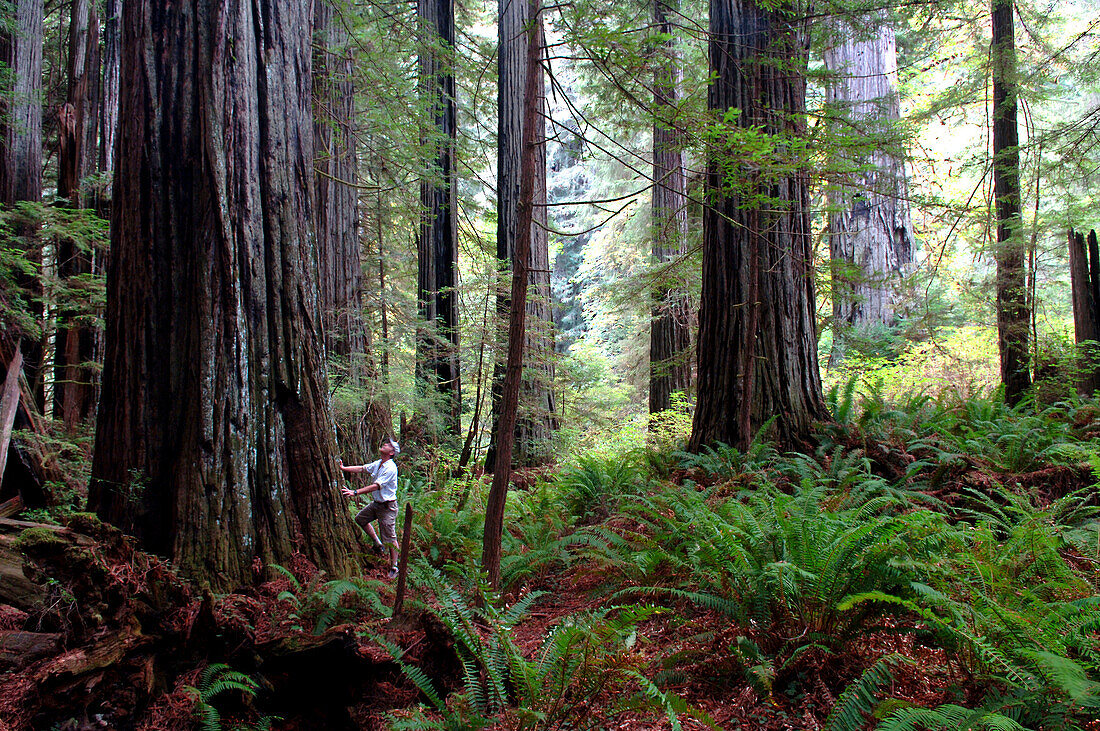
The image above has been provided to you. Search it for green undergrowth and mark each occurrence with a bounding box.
[393,387,1100,729]
[825,377,1100,473]
[383,567,708,730]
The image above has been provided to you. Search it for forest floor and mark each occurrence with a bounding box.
[3,418,1100,730]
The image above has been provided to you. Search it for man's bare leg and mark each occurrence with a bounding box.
[386,543,399,578]
[363,522,385,554]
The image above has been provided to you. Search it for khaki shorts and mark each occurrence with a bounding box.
[355,500,398,545]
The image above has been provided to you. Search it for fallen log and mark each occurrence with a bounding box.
[0,516,93,543]
[0,630,62,672]
[0,496,22,519]
[34,617,150,686]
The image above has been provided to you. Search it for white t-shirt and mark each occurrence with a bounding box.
[365,459,398,502]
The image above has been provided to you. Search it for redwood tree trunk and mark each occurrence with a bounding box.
[90,0,360,590]
[314,0,392,456]
[416,0,461,436]
[823,15,914,360]
[992,0,1031,405]
[54,0,101,429]
[689,0,827,451]
[649,0,692,415]
[57,0,100,208]
[97,0,121,208]
[486,0,556,470]
[483,0,542,591]
[1,0,42,207]
[0,0,44,411]
[314,2,364,360]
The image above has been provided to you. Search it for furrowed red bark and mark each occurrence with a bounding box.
[485,0,555,470]
[689,0,827,451]
[90,0,360,590]
[823,14,914,361]
[314,0,392,455]
[649,0,692,415]
[0,0,44,413]
[1069,228,1100,395]
[992,0,1031,405]
[97,0,121,207]
[0,0,42,207]
[314,1,364,360]
[416,0,462,436]
[54,0,102,429]
[482,0,543,591]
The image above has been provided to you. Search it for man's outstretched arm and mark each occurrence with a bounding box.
[337,459,380,497]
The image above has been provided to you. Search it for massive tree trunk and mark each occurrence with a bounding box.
[415,0,461,436]
[313,0,392,456]
[689,0,827,451]
[992,0,1030,405]
[0,0,44,412]
[486,0,556,470]
[54,0,101,429]
[823,15,914,360]
[90,0,360,591]
[649,0,692,415]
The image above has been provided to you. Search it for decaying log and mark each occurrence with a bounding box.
[0,517,93,541]
[0,630,62,671]
[0,518,96,611]
[0,543,45,610]
[34,617,149,685]
[0,496,22,518]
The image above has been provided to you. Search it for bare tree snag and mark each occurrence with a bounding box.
[392,504,414,617]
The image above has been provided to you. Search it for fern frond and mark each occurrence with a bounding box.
[1018,649,1100,707]
[823,654,911,731]
[267,563,302,592]
[878,704,1029,731]
[375,635,446,711]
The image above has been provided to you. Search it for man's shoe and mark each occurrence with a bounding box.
[386,566,399,579]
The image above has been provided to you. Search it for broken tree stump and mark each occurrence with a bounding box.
[0,344,23,494]
[1070,228,1100,395]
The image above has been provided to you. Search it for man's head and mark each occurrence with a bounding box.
[380,439,399,459]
